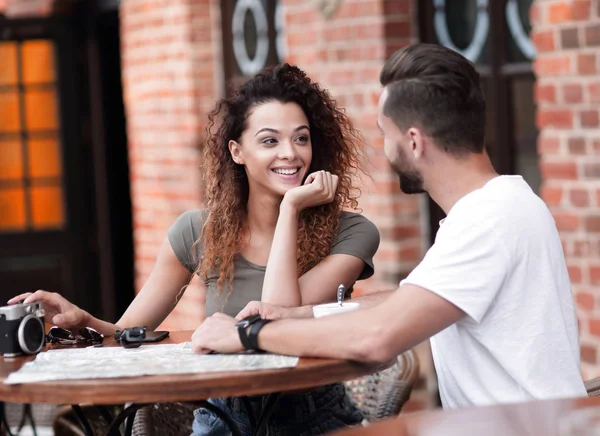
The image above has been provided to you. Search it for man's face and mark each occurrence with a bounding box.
[377,88,425,194]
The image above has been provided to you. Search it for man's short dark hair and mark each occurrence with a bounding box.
[380,43,486,156]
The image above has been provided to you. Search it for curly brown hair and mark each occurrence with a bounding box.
[196,64,365,293]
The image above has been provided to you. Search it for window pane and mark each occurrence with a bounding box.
[432,0,489,66]
[506,0,535,63]
[512,76,540,193]
[22,40,56,84]
[0,91,22,132]
[28,137,62,178]
[25,88,58,131]
[0,188,26,231]
[30,185,64,229]
[0,140,24,180]
[0,42,18,85]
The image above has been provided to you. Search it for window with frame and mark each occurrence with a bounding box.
[0,39,65,232]
[221,0,286,90]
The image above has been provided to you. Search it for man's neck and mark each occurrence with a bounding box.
[425,153,499,215]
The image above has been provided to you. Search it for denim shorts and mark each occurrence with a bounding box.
[191,383,363,436]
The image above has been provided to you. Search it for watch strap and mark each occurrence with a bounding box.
[237,323,254,350]
[248,318,272,351]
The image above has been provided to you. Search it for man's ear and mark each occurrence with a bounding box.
[408,128,425,160]
[228,140,244,165]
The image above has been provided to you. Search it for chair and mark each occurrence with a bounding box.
[343,349,420,422]
[131,402,196,436]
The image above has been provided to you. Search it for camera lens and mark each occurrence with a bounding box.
[18,315,45,354]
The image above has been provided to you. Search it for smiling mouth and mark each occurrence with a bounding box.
[272,168,300,175]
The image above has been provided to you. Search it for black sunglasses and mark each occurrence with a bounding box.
[46,327,104,346]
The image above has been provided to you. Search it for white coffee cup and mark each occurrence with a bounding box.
[312,302,360,318]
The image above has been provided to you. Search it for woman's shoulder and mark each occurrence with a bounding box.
[168,209,209,241]
[339,211,378,232]
[336,211,380,244]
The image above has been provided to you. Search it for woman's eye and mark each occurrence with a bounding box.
[296,135,309,144]
[262,138,277,145]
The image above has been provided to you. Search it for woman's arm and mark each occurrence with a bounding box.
[11,237,193,336]
[116,237,193,331]
[262,174,379,307]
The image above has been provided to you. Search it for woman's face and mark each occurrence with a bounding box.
[229,101,313,198]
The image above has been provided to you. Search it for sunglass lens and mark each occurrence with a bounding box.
[79,327,104,344]
[47,327,76,342]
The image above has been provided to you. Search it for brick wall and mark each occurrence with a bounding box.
[120,0,221,330]
[531,0,600,379]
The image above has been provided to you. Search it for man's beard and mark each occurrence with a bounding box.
[397,171,425,194]
[389,158,425,194]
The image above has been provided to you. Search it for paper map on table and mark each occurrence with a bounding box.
[3,343,299,384]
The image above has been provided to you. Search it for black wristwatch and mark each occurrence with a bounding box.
[235,315,271,351]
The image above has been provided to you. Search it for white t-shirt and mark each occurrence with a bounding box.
[401,175,587,408]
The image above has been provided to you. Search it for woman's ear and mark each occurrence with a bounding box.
[228,140,244,165]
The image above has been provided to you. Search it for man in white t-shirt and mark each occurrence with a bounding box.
[192,43,587,407]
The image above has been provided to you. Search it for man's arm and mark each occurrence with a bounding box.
[236,289,396,321]
[256,284,465,364]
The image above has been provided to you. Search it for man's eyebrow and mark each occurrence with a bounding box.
[255,127,279,137]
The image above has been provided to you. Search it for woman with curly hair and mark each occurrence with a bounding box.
[9,63,380,434]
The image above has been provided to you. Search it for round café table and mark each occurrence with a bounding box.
[0,331,388,436]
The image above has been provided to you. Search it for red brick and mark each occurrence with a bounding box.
[535,56,572,76]
[534,29,556,52]
[585,24,600,46]
[384,0,410,15]
[541,185,563,206]
[536,109,574,128]
[380,224,420,240]
[585,216,600,232]
[568,137,586,154]
[584,162,600,179]
[590,318,600,336]
[577,291,595,310]
[589,82,600,103]
[563,84,583,102]
[569,265,584,283]
[548,3,572,23]
[529,3,541,25]
[577,54,597,74]
[573,0,591,20]
[535,83,556,103]
[582,344,597,364]
[591,265,600,285]
[537,135,560,154]
[570,188,590,207]
[581,110,599,127]
[540,161,578,180]
[553,212,580,231]
[560,27,579,49]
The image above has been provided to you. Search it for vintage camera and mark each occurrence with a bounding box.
[0,302,46,357]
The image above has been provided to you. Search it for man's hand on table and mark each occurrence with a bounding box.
[191,302,314,354]
[191,313,244,354]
